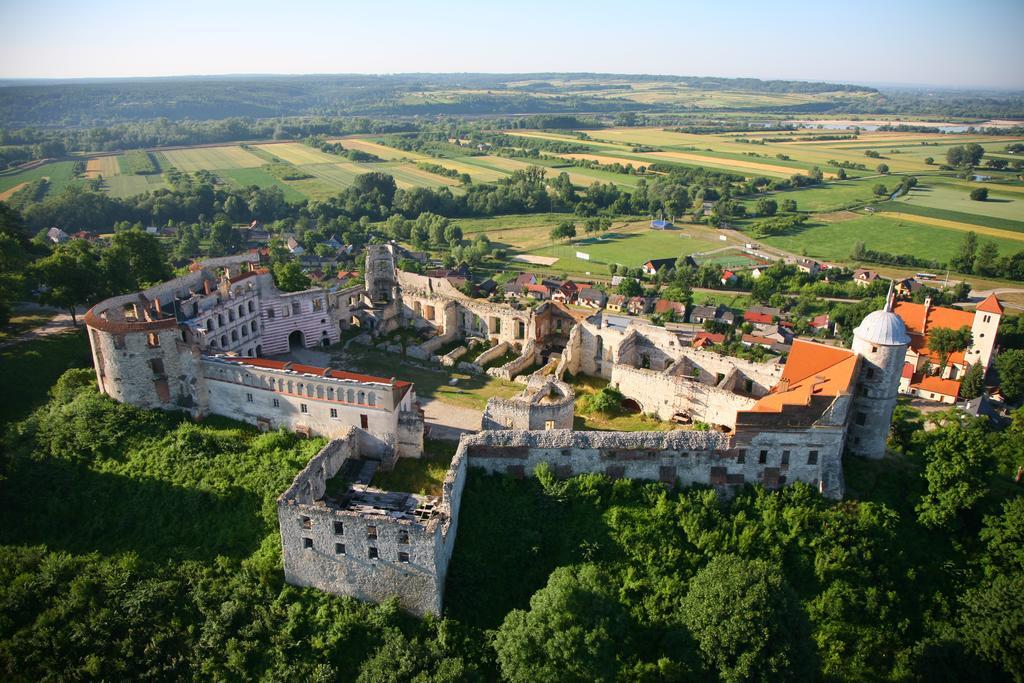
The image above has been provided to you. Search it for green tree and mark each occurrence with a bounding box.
[959,362,985,399]
[951,232,978,273]
[915,420,994,529]
[209,220,241,256]
[682,554,814,682]
[30,240,103,324]
[617,277,643,297]
[959,572,1024,681]
[876,163,890,174]
[755,197,778,217]
[924,156,934,165]
[780,198,797,213]
[493,564,632,683]
[970,187,989,201]
[873,183,888,196]
[974,241,999,276]
[926,325,973,371]
[272,261,311,293]
[994,349,1024,401]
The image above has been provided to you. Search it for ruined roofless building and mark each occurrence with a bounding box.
[84,253,423,454]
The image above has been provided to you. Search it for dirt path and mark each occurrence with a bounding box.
[0,305,82,350]
[420,397,481,441]
[0,182,29,201]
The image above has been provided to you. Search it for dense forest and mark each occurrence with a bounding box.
[0,367,1021,681]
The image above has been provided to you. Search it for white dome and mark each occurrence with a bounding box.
[854,310,910,346]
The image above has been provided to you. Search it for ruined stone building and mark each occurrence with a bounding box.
[84,253,423,453]
[84,243,913,616]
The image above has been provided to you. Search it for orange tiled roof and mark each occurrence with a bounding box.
[750,339,858,413]
[220,357,411,391]
[892,300,975,367]
[975,294,1003,315]
[910,374,961,398]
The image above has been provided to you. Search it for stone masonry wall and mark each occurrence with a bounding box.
[610,364,758,426]
[277,431,452,616]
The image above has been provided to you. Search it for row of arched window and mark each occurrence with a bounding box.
[221,367,378,406]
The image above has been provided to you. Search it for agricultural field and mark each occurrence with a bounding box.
[84,155,119,179]
[891,178,1024,225]
[216,167,306,202]
[0,160,82,200]
[756,212,1024,264]
[744,177,891,213]
[253,142,341,165]
[160,145,264,172]
[103,173,167,198]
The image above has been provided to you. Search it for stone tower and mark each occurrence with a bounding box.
[365,243,399,306]
[847,287,910,459]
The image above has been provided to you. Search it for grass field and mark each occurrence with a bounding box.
[216,167,306,202]
[104,173,167,198]
[530,223,721,273]
[0,161,81,197]
[894,179,1024,224]
[161,145,264,172]
[757,213,1024,264]
[0,330,90,426]
[745,178,890,213]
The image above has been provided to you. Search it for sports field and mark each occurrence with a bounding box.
[528,222,721,274]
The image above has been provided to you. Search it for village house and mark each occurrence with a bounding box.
[503,282,524,300]
[654,299,687,318]
[642,258,677,276]
[690,304,735,326]
[853,268,881,287]
[894,277,924,297]
[578,287,607,309]
[46,227,70,244]
[626,296,651,316]
[606,294,626,312]
[692,331,726,348]
[796,258,821,276]
[721,270,738,286]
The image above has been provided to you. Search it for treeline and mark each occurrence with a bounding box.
[0,117,413,168]
[2,371,1020,681]
[303,136,381,162]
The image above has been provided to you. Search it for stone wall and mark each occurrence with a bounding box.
[481,378,575,431]
[475,341,509,367]
[487,339,540,381]
[277,431,451,616]
[458,428,842,499]
[610,364,758,426]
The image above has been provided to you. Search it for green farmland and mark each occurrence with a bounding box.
[758,213,1024,264]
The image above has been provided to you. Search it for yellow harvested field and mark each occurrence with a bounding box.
[560,153,647,166]
[646,151,833,178]
[161,145,264,172]
[426,160,507,183]
[817,210,861,223]
[255,143,339,165]
[86,156,120,178]
[335,138,433,162]
[0,182,29,201]
[880,211,1024,242]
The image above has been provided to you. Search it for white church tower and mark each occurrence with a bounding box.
[847,286,911,459]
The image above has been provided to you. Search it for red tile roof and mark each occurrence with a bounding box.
[220,357,411,391]
[901,362,915,380]
[910,375,961,398]
[750,340,858,414]
[744,311,774,324]
[892,300,975,366]
[975,294,1003,315]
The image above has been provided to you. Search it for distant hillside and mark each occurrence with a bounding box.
[0,73,878,127]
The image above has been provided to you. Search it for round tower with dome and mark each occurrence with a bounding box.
[847,286,911,459]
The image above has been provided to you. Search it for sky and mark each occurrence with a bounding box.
[1,0,1023,89]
